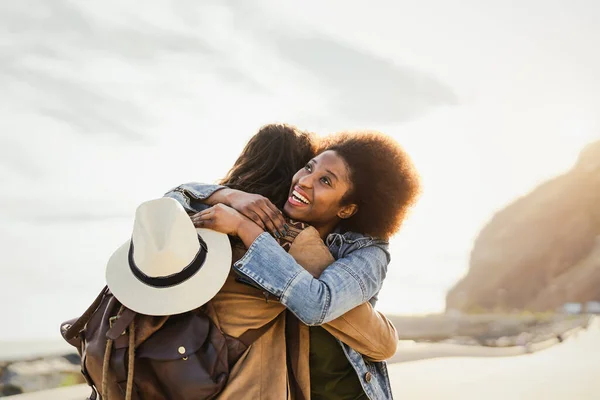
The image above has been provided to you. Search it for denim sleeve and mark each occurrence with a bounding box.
[233,232,389,326]
[163,182,226,214]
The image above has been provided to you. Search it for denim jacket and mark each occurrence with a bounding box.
[165,183,395,399]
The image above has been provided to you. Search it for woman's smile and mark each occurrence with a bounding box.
[288,186,311,207]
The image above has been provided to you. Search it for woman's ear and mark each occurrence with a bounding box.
[337,204,358,220]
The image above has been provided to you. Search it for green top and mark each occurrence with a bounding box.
[309,326,368,400]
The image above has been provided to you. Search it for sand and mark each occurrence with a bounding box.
[389,318,600,399]
[10,318,600,399]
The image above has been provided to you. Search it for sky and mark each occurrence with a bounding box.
[1,0,599,340]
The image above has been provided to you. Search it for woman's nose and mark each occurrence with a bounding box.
[297,173,313,188]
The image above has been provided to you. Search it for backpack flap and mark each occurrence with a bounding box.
[136,311,210,360]
[131,310,229,399]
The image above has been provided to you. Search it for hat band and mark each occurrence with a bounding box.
[128,234,208,288]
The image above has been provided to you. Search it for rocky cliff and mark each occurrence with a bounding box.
[447,141,600,312]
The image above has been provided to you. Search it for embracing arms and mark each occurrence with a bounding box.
[166,183,397,360]
[211,226,397,361]
[232,232,389,325]
[165,183,390,325]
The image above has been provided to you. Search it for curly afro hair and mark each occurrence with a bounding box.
[320,131,421,240]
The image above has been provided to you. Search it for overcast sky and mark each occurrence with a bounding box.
[1,0,599,340]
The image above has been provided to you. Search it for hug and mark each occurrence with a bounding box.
[62,123,421,400]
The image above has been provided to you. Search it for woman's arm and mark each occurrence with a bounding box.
[322,304,398,361]
[232,232,389,325]
[190,201,390,326]
[164,183,226,213]
[215,226,397,361]
[211,253,397,362]
[165,183,286,236]
[288,229,397,361]
[169,184,396,357]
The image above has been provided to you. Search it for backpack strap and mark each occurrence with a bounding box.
[64,286,110,341]
[104,306,138,400]
[106,307,137,340]
[237,316,279,347]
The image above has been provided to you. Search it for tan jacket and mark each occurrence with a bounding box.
[206,227,398,399]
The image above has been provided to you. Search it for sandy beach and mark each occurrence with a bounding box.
[389,318,600,399]
[8,317,599,399]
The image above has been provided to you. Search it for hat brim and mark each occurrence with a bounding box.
[105,228,232,316]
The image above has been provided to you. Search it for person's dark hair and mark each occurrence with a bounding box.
[220,123,317,209]
[320,131,421,240]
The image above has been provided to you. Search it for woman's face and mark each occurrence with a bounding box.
[283,150,357,237]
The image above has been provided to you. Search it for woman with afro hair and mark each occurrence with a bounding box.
[172,128,420,399]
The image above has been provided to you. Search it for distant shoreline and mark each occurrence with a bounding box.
[1,312,592,362]
[388,312,592,346]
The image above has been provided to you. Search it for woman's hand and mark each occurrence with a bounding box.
[219,189,288,237]
[191,204,250,236]
[191,204,266,248]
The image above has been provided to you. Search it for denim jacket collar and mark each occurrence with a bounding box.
[326,230,390,263]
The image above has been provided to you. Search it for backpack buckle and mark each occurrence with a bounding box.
[109,316,125,336]
[107,308,136,340]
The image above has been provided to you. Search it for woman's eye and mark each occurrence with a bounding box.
[320,177,331,186]
[305,164,312,172]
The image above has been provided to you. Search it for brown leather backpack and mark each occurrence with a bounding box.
[61,285,275,400]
